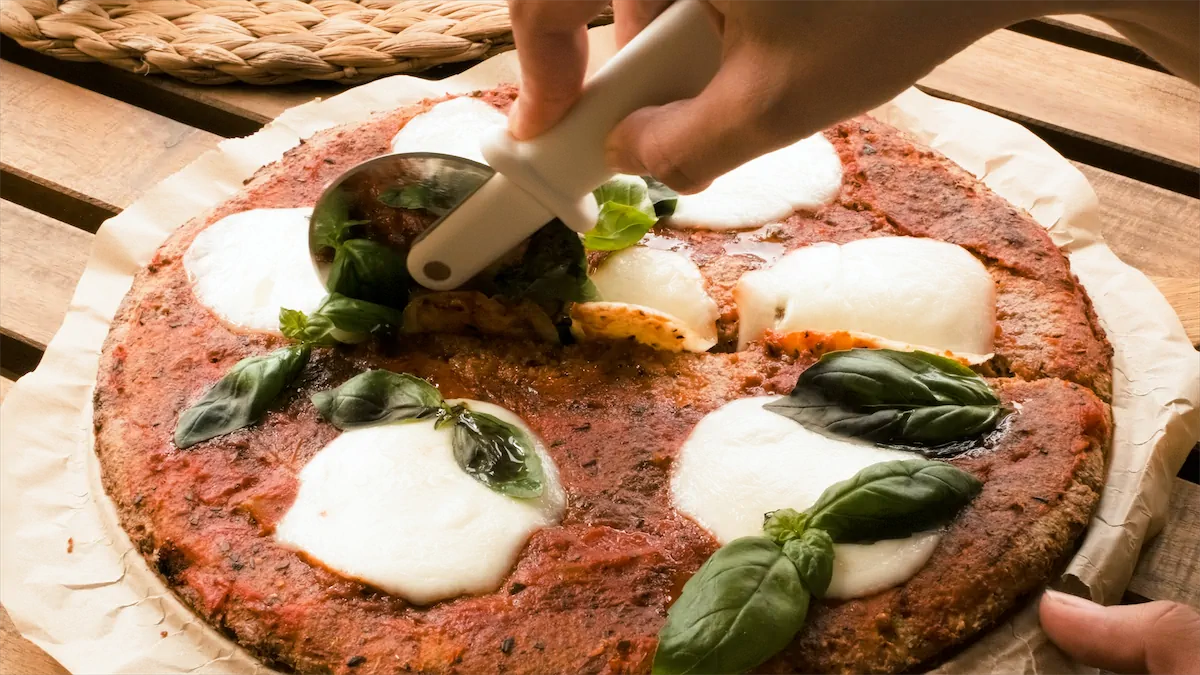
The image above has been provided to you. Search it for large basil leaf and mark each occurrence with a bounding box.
[450,410,544,498]
[174,344,310,449]
[326,239,410,308]
[781,529,835,599]
[489,220,596,310]
[311,188,367,252]
[805,458,981,544]
[763,348,1008,447]
[311,369,444,428]
[643,176,679,216]
[801,349,998,408]
[653,537,810,675]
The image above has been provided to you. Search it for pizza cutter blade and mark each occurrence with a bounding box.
[309,0,721,292]
[308,152,498,286]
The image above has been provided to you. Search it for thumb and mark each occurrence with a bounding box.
[1039,589,1200,674]
[604,46,800,193]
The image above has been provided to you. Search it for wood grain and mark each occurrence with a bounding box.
[0,62,220,219]
[920,30,1200,170]
[0,606,68,675]
[1129,478,1200,609]
[1149,277,1200,346]
[0,202,90,351]
[1073,163,1200,280]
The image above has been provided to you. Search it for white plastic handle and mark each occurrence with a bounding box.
[407,0,722,290]
[481,0,722,232]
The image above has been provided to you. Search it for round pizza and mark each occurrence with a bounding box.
[94,85,1112,675]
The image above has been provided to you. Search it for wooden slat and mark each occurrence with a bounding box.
[920,30,1200,171]
[0,606,68,675]
[1149,277,1200,346]
[0,61,221,221]
[0,202,90,352]
[1129,478,1200,609]
[1073,163,1200,280]
[1042,15,1129,43]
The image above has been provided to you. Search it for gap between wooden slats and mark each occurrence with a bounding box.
[1014,15,1169,73]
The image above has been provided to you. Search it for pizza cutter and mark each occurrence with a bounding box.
[309,0,721,291]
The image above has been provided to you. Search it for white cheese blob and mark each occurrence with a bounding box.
[276,401,566,605]
[574,246,720,352]
[183,208,327,334]
[390,97,507,163]
[671,397,941,599]
[668,134,843,230]
[735,236,995,360]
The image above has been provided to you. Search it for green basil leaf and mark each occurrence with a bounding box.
[326,239,410,308]
[315,292,405,336]
[652,537,809,675]
[593,174,655,215]
[763,386,1007,447]
[583,202,657,251]
[174,344,310,449]
[762,508,808,545]
[763,348,1008,447]
[378,184,455,216]
[489,220,595,310]
[278,307,338,346]
[451,410,544,498]
[801,349,999,408]
[781,529,835,599]
[312,188,368,252]
[311,370,444,428]
[585,175,657,251]
[643,176,679,216]
[805,458,981,544]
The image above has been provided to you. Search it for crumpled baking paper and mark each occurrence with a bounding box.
[2,26,1197,675]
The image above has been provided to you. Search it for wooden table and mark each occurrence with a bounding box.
[1,14,1198,675]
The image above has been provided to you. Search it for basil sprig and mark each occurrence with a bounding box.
[585,175,658,251]
[764,349,1010,449]
[311,370,544,498]
[174,344,310,449]
[653,458,980,675]
[378,184,457,216]
[280,293,404,346]
[643,176,679,216]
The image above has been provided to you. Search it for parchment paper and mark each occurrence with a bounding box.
[2,26,1197,674]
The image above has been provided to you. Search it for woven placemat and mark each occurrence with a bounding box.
[0,0,611,85]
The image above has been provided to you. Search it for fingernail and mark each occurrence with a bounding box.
[1043,589,1099,610]
[506,99,525,138]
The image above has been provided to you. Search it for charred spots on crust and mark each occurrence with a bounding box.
[155,542,190,582]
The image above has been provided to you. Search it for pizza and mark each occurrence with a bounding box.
[93,85,1112,674]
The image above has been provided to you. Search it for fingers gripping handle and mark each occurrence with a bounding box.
[481,0,723,233]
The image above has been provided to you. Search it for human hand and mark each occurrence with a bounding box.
[506,0,1041,192]
[507,1,1198,194]
[1040,589,1200,674]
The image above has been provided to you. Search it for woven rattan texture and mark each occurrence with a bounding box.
[0,0,609,85]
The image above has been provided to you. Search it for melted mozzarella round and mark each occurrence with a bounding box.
[671,397,940,600]
[575,246,719,352]
[183,208,327,334]
[390,97,507,163]
[668,134,843,230]
[735,236,995,360]
[275,401,566,605]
